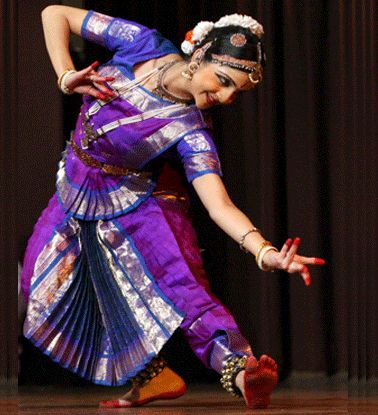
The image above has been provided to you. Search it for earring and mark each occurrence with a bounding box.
[248,70,262,85]
[181,61,199,80]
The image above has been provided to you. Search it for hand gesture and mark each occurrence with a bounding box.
[262,238,325,286]
[64,61,115,99]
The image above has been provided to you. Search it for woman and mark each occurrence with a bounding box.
[21,5,325,410]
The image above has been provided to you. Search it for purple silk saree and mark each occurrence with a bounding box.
[21,10,252,386]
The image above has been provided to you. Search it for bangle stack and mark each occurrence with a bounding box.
[255,241,278,271]
[239,228,278,271]
[57,69,76,94]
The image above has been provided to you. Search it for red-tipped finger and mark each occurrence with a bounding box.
[91,61,100,69]
[293,237,301,246]
[280,238,292,256]
[313,258,326,265]
[301,265,311,286]
[99,88,115,97]
[96,92,107,100]
[105,76,115,81]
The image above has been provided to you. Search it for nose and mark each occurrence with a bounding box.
[220,88,237,105]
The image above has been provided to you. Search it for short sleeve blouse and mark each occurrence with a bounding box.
[80,11,222,185]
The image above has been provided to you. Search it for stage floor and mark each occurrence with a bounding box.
[8,383,376,415]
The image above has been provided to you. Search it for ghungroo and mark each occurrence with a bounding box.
[130,356,167,387]
[220,355,248,397]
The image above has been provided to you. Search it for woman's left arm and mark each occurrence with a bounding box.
[192,173,325,285]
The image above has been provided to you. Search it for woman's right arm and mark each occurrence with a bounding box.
[41,5,87,76]
[41,5,114,98]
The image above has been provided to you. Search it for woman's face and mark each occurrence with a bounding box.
[189,61,257,110]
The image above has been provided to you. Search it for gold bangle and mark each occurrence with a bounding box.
[255,240,272,265]
[257,245,278,271]
[57,69,73,89]
[57,69,76,94]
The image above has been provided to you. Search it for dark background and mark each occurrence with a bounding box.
[1,0,376,392]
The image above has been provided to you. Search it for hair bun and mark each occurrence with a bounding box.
[181,14,264,55]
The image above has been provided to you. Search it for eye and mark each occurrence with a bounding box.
[217,74,231,87]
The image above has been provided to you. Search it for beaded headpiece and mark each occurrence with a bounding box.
[181,14,266,84]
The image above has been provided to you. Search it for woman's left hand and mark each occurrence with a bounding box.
[64,61,116,99]
[261,238,325,286]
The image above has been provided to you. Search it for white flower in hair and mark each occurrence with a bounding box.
[214,14,264,38]
[181,40,194,55]
[192,21,214,43]
[181,21,214,55]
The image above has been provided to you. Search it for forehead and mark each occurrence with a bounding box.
[209,63,256,90]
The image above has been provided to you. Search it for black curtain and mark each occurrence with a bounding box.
[4,0,376,391]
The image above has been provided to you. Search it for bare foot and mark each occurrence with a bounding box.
[99,367,187,408]
[235,355,278,409]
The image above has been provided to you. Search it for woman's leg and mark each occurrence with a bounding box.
[114,197,278,408]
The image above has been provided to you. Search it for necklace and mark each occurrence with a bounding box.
[153,61,193,104]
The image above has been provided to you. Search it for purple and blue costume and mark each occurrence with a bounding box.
[22,11,252,386]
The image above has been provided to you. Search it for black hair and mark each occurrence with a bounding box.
[196,25,266,67]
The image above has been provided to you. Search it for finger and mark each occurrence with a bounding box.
[88,75,115,83]
[92,81,115,96]
[88,60,100,71]
[82,85,107,100]
[294,255,326,266]
[300,265,311,286]
[86,74,115,96]
[95,91,108,100]
[287,262,311,285]
[80,61,101,76]
[282,237,300,268]
[279,238,293,258]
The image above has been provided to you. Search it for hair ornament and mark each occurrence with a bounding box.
[182,21,214,55]
[230,33,247,47]
[214,14,264,38]
[181,14,264,55]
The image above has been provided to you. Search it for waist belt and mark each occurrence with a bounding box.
[70,140,146,177]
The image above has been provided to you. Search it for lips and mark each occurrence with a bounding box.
[206,93,218,106]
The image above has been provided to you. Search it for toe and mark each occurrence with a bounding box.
[267,357,276,369]
[259,355,269,365]
[245,356,258,373]
[99,399,132,408]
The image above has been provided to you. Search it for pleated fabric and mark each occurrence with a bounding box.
[22,192,251,384]
[23,198,184,386]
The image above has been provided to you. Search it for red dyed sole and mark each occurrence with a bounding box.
[244,356,278,409]
[99,384,187,408]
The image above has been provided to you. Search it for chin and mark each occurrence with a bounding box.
[195,95,211,110]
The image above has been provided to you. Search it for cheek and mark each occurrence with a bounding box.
[192,74,219,93]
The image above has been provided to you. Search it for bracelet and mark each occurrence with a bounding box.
[57,69,76,94]
[130,355,167,387]
[255,241,276,270]
[239,227,261,252]
[220,355,248,397]
[257,245,278,271]
[255,240,272,261]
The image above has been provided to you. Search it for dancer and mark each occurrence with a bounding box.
[21,5,325,409]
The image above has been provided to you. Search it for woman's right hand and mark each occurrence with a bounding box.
[63,61,115,100]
